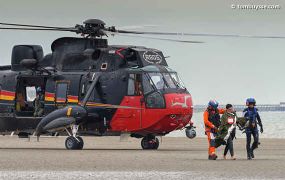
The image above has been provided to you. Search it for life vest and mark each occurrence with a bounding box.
[243,107,258,129]
[207,108,221,128]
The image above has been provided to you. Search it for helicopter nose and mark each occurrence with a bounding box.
[170,122,184,128]
[164,93,193,109]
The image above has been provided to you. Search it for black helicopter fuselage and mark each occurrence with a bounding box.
[0,37,193,138]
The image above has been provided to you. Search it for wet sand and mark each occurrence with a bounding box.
[0,136,284,179]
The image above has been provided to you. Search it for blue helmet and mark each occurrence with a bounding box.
[208,100,219,109]
[246,98,256,106]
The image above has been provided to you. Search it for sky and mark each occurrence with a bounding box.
[0,0,284,105]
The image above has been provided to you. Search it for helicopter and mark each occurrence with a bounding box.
[0,19,199,150]
[0,19,283,150]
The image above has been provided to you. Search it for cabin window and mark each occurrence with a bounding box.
[56,82,69,104]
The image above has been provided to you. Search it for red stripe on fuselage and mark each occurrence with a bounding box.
[0,90,15,97]
[45,92,55,97]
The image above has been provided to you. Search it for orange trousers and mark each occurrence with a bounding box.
[206,131,216,155]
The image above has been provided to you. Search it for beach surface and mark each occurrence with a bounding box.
[0,136,284,179]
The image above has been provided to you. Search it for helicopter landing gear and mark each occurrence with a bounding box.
[65,136,83,150]
[65,125,84,150]
[141,136,159,150]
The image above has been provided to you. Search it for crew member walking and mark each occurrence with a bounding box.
[204,100,225,160]
[243,98,263,160]
[219,104,237,160]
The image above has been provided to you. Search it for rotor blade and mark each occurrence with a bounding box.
[112,29,285,39]
[116,34,204,43]
[0,27,76,32]
[0,22,71,29]
[118,25,158,30]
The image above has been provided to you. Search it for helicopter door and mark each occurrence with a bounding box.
[111,74,143,131]
[15,76,46,117]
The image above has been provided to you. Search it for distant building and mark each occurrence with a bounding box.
[194,103,285,112]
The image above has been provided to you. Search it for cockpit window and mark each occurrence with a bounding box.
[148,73,167,90]
[170,73,185,89]
[163,73,177,88]
[128,70,186,96]
[146,72,185,90]
[142,73,155,94]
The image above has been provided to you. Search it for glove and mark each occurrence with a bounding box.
[260,126,264,133]
[212,126,218,133]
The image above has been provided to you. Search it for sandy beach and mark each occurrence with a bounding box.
[0,136,284,179]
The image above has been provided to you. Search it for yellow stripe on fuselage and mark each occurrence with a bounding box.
[68,99,79,103]
[45,97,55,102]
[0,95,15,101]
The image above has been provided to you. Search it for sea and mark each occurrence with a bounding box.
[169,111,285,138]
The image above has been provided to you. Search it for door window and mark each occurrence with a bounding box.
[128,74,135,95]
[142,73,155,95]
[127,74,142,96]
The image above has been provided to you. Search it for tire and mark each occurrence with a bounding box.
[141,137,159,150]
[152,138,159,150]
[141,137,150,150]
[76,136,84,150]
[65,136,79,150]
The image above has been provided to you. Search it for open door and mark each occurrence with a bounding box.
[15,76,46,117]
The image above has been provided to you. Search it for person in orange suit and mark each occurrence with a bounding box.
[204,100,225,160]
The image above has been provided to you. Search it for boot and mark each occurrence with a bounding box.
[250,149,255,159]
[247,152,252,160]
[208,154,218,160]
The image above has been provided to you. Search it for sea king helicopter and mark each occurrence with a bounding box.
[0,19,198,150]
[0,19,283,150]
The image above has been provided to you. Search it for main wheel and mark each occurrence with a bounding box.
[65,136,84,150]
[141,137,159,150]
[152,138,159,150]
[76,136,84,150]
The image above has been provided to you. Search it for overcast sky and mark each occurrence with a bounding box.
[0,0,284,105]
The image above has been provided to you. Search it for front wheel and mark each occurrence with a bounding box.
[65,136,84,150]
[141,137,159,150]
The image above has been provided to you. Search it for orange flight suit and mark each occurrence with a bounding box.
[204,108,225,155]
